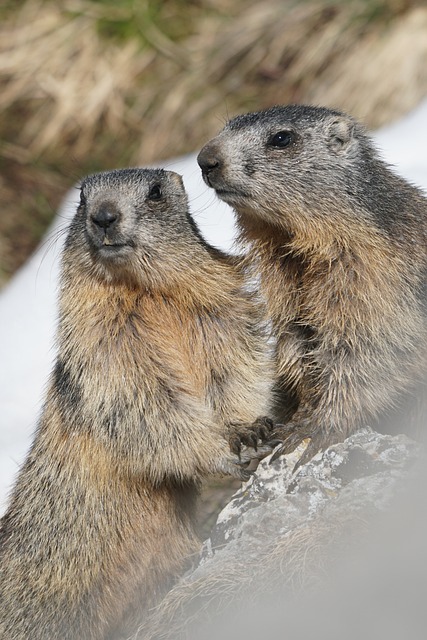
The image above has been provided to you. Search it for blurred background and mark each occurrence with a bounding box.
[1,0,427,289]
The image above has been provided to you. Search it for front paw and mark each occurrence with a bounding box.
[270,420,345,470]
[228,416,277,456]
[229,456,260,482]
[225,444,274,481]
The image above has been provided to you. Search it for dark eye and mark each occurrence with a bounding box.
[267,130,294,148]
[148,184,162,201]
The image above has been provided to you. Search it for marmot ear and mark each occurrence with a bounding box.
[326,117,355,154]
[169,171,184,187]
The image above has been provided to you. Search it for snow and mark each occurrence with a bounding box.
[1,99,427,513]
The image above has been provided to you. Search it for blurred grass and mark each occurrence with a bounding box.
[1,0,427,287]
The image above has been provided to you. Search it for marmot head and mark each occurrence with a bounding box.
[65,168,206,287]
[197,105,380,235]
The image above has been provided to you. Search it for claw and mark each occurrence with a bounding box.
[270,439,313,468]
[271,423,285,433]
[291,434,340,471]
[249,434,258,451]
[258,417,274,439]
[268,438,283,448]
[228,415,277,458]
[292,443,316,472]
[258,426,270,441]
[235,458,257,481]
[229,436,242,457]
[269,455,278,464]
[270,444,285,463]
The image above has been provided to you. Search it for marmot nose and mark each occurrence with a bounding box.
[91,206,119,229]
[197,145,222,176]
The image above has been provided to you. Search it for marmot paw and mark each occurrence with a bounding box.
[228,416,277,456]
[270,421,344,471]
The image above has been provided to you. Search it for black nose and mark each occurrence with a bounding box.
[91,206,119,229]
[197,145,222,176]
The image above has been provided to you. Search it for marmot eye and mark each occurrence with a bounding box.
[148,184,162,201]
[268,130,294,148]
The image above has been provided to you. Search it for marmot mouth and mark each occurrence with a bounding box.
[93,244,135,266]
[214,187,250,202]
[99,244,127,251]
[97,243,132,255]
[87,235,134,259]
[86,229,135,250]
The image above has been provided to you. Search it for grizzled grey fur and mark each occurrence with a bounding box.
[198,104,427,465]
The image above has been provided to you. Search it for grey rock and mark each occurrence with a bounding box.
[202,427,419,561]
[136,428,423,640]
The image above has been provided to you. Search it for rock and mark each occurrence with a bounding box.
[136,428,423,640]
[204,427,419,555]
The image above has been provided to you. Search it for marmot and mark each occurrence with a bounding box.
[197,104,427,466]
[0,168,274,639]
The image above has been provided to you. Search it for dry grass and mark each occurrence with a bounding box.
[1,0,427,285]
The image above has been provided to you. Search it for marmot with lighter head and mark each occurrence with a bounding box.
[198,105,427,465]
[0,168,274,639]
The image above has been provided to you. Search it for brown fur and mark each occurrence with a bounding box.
[0,168,273,639]
[197,105,427,464]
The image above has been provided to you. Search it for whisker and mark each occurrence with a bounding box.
[35,225,69,285]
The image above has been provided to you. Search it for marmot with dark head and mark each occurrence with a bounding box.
[198,105,427,465]
[0,168,274,639]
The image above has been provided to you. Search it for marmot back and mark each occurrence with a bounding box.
[0,168,274,639]
[198,105,427,465]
